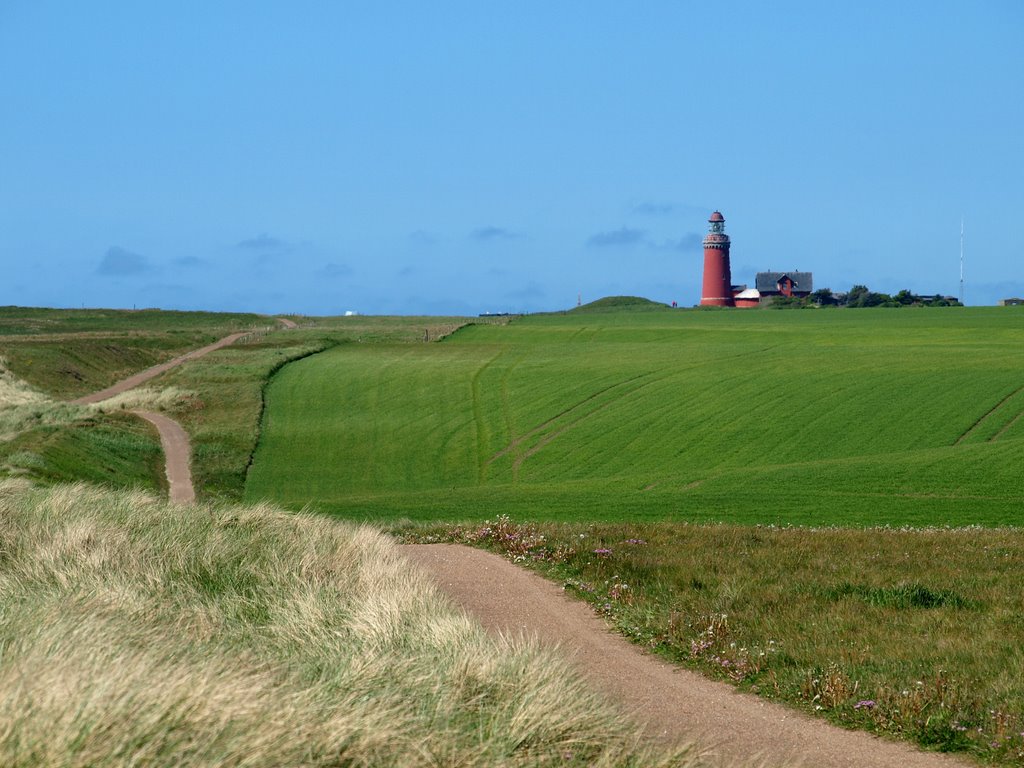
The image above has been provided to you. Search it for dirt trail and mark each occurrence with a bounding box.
[71,331,249,405]
[119,322,297,501]
[71,329,260,502]
[133,410,195,503]
[402,544,969,768]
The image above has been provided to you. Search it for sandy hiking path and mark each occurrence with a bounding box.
[133,410,195,503]
[70,331,249,405]
[403,544,969,768]
[112,322,296,501]
[71,328,261,502]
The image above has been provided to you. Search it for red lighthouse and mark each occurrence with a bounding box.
[700,211,734,307]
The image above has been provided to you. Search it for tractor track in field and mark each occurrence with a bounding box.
[488,344,784,476]
[403,543,971,768]
[953,383,1024,445]
[991,407,1024,441]
[512,375,658,472]
[486,373,652,468]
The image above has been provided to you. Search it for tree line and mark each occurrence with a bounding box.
[771,286,961,309]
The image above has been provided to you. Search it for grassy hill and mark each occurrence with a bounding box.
[0,306,266,398]
[4,303,1023,763]
[570,295,668,312]
[0,306,485,497]
[0,481,687,767]
[246,307,1024,526]
[0,306,270,491]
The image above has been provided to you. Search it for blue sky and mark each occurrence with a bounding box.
[2,1,1022,315]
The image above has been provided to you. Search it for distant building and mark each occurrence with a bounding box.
[756,271,814,299]
[998,298,1023,306]
[733,287,761,308]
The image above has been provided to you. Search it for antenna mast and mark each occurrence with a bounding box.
[960,217,965,305]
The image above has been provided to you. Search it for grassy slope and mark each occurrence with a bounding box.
[0,306,267,491]
[162,316,478,501]
[2,412,166,491]
[570,295,669,312]
[0,306,266,398]
[0,481,689,768]
[246,306,1024,526]
[1,307,480,498]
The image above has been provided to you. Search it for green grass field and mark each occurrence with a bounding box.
[246,306,1024,526]
[160,316,483,501]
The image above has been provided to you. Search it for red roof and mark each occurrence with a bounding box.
[709,211,725,222]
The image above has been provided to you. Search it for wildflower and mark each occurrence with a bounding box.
[624,538,647,545]
[854,700,876,710]
[592,548,612,556]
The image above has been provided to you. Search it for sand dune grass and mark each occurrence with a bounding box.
[1,359,197,491]
[0,481,693,767]
[1,358,192,440]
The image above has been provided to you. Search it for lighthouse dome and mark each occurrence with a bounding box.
[709,211,725,222]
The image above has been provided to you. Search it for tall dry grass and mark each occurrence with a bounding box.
[0,360,62,440]
[0,481,697,767]
[0,358,190,442]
